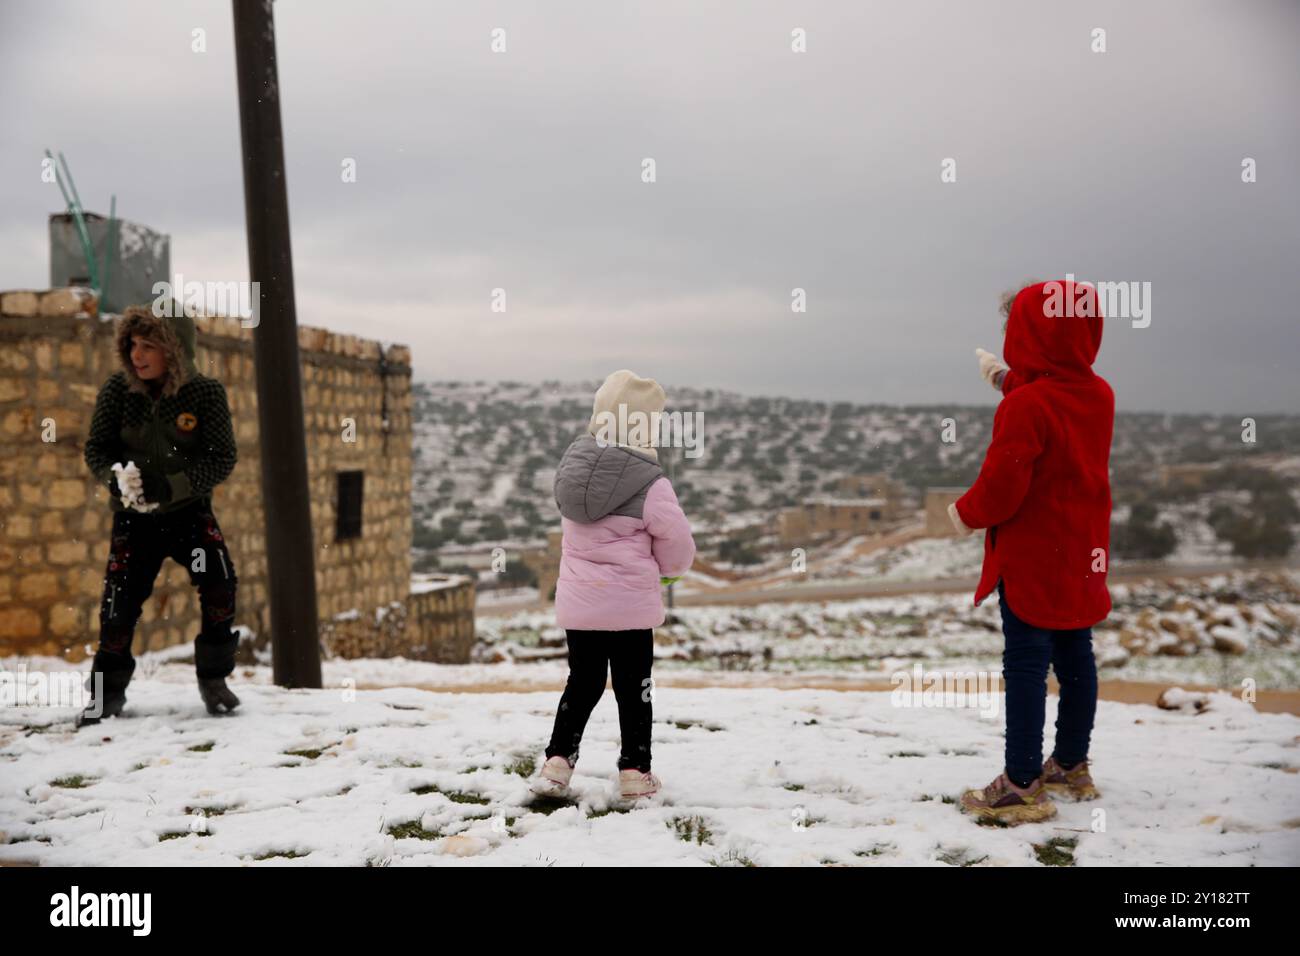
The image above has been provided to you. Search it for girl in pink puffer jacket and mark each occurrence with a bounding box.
[533,370,696,800]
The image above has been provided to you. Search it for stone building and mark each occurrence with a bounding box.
[924,487,966,537]
[778,496,893,545]
[521,530,563,602]
[835,473,906,510]
[776,471,915,545]
[0,287,473,663]
[1159,462,1217,492]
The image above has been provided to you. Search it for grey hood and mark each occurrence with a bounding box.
[554,435,664,522]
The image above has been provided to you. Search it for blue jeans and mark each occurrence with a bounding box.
[999,584,1098,787]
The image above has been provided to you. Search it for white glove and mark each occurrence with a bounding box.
[112,462,158,513]
[947,501,974,537]
[975,348,1008,390]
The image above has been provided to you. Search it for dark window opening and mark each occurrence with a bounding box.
[336,471,364,541]
[870,510,882,521]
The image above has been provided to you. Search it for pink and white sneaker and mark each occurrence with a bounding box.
[531,756,574,796]
[618,768,661,799]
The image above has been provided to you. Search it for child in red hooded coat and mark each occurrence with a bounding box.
[950,280,1114,825]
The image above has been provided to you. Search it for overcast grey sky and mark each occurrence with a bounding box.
[2,0,1297,414]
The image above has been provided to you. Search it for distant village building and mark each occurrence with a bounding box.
[779,496,893,545]
[522,530,563,602]
[0,287,474,662]
[1160,456,1292,491]
[924,488,966,537]
[777,473,910,545]
[1159,462,1218,491]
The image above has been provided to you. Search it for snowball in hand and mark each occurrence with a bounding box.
[112,461,159,512]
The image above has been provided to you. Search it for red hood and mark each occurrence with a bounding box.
[1003,280,1103,384]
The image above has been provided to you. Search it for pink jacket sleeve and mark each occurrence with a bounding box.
[644,477,696,577]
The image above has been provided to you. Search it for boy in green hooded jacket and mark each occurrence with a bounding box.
[79,305,241,726]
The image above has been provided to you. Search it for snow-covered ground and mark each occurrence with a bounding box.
[5,571,1297,866]
[811,534,986,583]
[2,672,1298,866]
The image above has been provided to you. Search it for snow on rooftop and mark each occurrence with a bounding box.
[411,573,473,595]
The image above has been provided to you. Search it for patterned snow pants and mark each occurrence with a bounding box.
[95,500,239,682]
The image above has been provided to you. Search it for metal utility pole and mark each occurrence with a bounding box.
[232,0,321,688]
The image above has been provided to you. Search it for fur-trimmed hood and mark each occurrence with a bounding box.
[115,306,199,397]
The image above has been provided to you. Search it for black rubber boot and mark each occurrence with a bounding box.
[197,676,241,715]
[195,634,240,715]
[76,652,135,729]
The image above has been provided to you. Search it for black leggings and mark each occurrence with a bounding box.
[95,501,239,681]
[545,629,654,772]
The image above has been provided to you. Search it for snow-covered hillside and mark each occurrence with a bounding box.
[410,381,1300,567]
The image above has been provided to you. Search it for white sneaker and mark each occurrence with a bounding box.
[618,768,661,799]
[531,756,574,796]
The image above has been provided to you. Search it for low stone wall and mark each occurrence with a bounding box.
[407,576,477,663]
[318,576,476,662]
